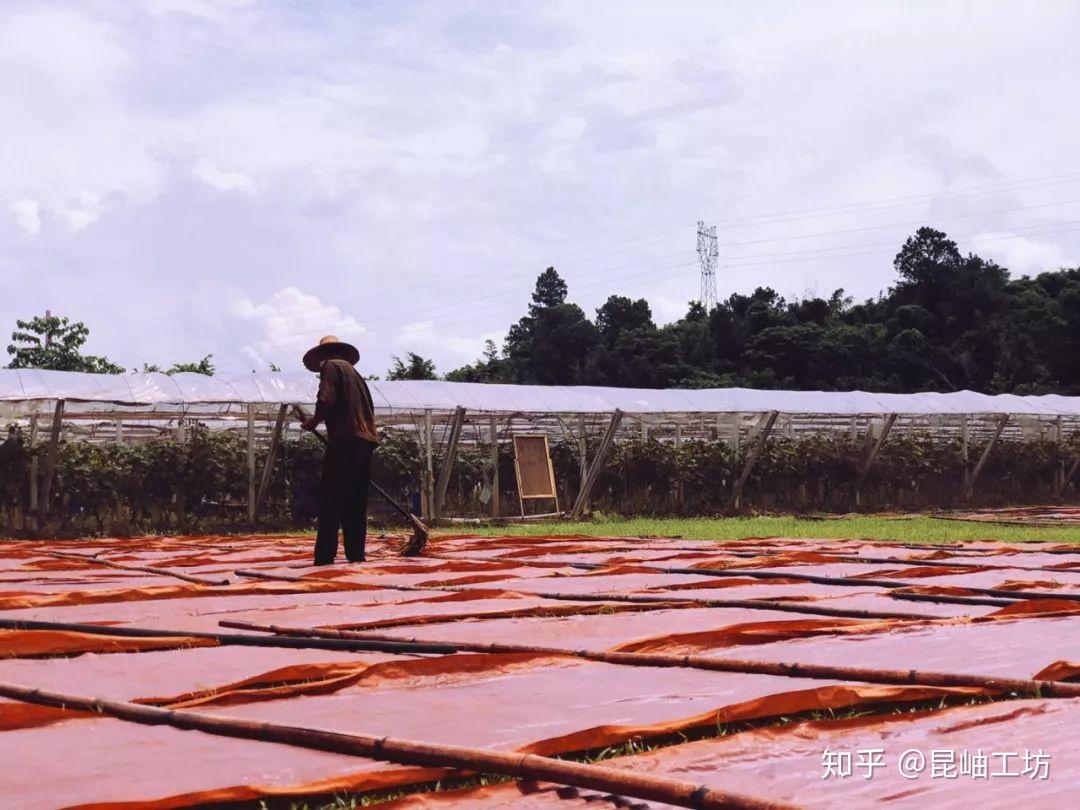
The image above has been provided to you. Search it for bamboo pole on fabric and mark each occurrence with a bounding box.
[532,584,997,614]
[0,683,795,810]
[220,620,1080,698]
[890,592,1024,608]
[230,568,929,621]
[827,554,1065,574]
[549,557,1080,604]
[0,618,456,656]
[44,550,230,587]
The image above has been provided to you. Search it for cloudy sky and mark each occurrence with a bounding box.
[2,1,1079,378]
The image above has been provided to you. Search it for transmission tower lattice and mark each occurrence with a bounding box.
[697,221,718,311]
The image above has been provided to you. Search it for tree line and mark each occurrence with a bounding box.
[8,226,1080,393]
[5,313,217,376]
[427,226,1080,394]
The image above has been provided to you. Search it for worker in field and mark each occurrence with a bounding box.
[300,335,379,565]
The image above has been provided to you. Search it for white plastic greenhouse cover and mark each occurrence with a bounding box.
[2,368,1080,416]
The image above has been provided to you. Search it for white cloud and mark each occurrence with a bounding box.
[230,286,368,367]
[139,0,255,20]
[391,320,506,367]
[193,159,256,194]
[0,8,162,233]
[57,191,106,232]
[4,2,1080,374]
[970,232,1077,275]
[652,295,693,325]
[8,198,41,235]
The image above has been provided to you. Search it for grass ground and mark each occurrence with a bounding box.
[445,515,1080,544]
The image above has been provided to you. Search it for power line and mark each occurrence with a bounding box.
[297,168,1080,329]
[248,194,1080,354]
[355,220,1080,347]
[552,169,1080,261]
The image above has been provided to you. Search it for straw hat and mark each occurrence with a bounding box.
[302,335,360,372]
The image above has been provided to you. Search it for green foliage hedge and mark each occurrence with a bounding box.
[0,426,1076,534]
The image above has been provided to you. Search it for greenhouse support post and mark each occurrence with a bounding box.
[571,409,623,520]
[854,413,897,506]
[727,410,778,512]
[255,404,288,520]
[1057,453,1080,498]
[28,456,38,532]
[674,424,684,509]
[489,415,500,518]
[960,414,969,492]
[433,406,466,519]
[421,409,434,519]
[246,404,256,523]
[39,399,64,520]
[1056,415,1065,494]
[964,413,1009,500]
[577,414,588,513]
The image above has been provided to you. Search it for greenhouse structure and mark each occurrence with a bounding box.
[3,368,1080,525]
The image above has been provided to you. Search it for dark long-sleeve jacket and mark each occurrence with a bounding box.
[313,358,379,444]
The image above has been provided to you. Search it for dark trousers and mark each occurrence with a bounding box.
[314,437,374,565]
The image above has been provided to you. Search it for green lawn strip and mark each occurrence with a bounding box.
[440,515,1080,544]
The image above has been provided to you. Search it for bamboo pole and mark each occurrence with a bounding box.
[727,411,778,513]
[1056,415,1064,495]
[255,404,288,520]
[521,588,926,619]
[854,413,896,506]
[1056,454,1080,498]
[828,553,1065,575]
[489,415,500,519]
[39,399,64,520]
[0,618,456,656]
[964,414,1009,500]
[547,557,1080,603]
[890,592,1021,608]
[0,682,792,810]
[233,567,929,621]
[433,407,466,520]
[577,414,588,513]
[422,409,434,519]
[571,409,623,519]
[44,551,230,587]
[28,455,38,533]
[960,414,970,494]
[246,403,256,523]
[220,620,1080,697]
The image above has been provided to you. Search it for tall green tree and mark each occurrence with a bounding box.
[387,352,438,380]
[6,313,124,373]
[504,267,598,384]
[445,339,514,383]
